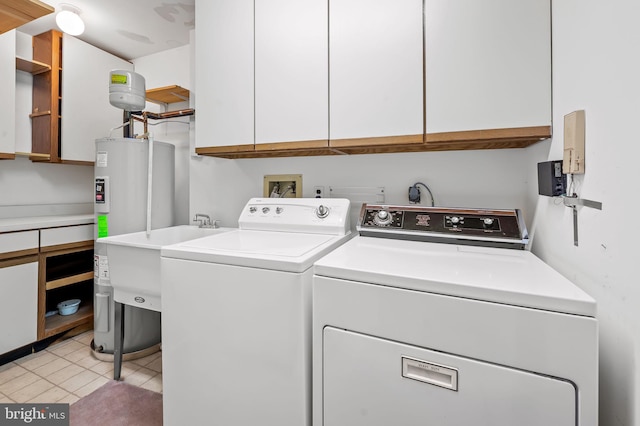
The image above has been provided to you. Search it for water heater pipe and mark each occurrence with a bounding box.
[146,132,154,236]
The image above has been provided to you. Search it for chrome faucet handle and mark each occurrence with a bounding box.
[193,213,211,227]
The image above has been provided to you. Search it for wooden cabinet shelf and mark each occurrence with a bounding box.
[16,57,50,75]
[146,85,190,104]
[43,303,93,339]
[46,271,94,291]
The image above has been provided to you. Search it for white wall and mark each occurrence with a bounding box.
[190,147,538,229]
[133,45,191,225]
[0,157,93,210]
[528,0,640,424]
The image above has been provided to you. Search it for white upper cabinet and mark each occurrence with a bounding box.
[195,0,254,150]
[254,0,328,147]
[61,35,132,163]
[0,30,16,158]
[193,0,552,157]
[425,0,551,133]
[329,0,424,143]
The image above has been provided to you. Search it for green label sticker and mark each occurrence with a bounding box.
[111,74,127,85]
[97,215,109,238]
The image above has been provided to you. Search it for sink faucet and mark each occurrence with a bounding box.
[193,213,218,228]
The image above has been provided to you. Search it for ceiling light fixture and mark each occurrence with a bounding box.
[56,4,85,36]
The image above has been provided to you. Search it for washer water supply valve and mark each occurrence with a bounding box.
[408,182,435,206]
[263,174,302,198]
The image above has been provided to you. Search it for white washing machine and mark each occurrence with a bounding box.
[161,198,351,426]
[312,204,598,426]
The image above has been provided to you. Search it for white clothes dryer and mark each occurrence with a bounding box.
[312,204,598,426]
[161,198,351,426]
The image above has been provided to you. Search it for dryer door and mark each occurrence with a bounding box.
[323,327,575,426]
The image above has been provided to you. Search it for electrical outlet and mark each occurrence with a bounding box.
[314,186,324,198]
[263,174,302,198]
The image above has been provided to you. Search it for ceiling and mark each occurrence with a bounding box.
[17,0,195,61]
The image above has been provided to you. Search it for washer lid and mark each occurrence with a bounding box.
[162,229,352,273]
[314,236,596,317]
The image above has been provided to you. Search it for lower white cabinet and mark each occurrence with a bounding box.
[0,259,38,355]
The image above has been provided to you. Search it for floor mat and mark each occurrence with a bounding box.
[70,380,162,426]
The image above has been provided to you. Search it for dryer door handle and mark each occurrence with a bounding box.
[401,356,459,391]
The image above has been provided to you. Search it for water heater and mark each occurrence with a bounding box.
[93,137,175,355]
[109,70,146,111]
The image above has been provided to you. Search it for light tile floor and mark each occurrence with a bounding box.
[0,331,162,404]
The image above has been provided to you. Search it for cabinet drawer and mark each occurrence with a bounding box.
[0,230,39,259]
[41,224,94,249]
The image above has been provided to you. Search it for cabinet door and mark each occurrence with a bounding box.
[425,0,551,133]
[61,35,133,163]
[0,30,16,159]
[255,0,328,149]
[329,0,424,146]
[0,259,38,355]
[195,0,254,151]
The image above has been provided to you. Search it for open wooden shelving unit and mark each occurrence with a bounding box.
[37,240,94,340]
[29,29,62,163]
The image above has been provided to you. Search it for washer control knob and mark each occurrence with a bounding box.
[483,218,495,228]
[374,210,393,226]
[276,207,283,214]
[262,207,270,214]
[316,205,330,218]
[249,206,257,213]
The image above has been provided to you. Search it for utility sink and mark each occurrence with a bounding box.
[97,225,232,312]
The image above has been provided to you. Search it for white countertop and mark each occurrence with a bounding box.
[0,214,95,233]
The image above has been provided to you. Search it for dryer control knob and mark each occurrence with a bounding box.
[374,210,392,225]
[482,218,495,228]
[316,205,330,218]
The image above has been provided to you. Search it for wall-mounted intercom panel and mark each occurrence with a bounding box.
[563,110,585,174]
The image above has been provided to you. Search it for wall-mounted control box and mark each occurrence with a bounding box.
[537,161,566,196]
